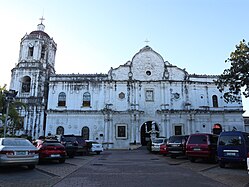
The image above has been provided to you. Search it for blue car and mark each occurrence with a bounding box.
[217,131,249,168]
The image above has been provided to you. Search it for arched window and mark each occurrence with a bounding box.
[83,92,91,107]
[21,76,31,93]
[82,126,89,140]
[212,95,218,108]
[41,45,46,59]
[28,47,34,57]
[56,126,64,135]
[58,92,66,106]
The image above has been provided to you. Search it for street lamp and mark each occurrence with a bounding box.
[3,89,18,138]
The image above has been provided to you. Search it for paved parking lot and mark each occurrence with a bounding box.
[0,155,99,187]
[161,155,249,187]
[0,149,248,187]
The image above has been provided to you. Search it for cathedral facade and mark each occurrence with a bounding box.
[9,22,245,149]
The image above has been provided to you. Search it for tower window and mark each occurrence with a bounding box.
[212,95,218,108]
[58,92,66,106]
[41,45,46,59]
[83,92,91,107]
[21,76,31,93]
[28,47,34,57]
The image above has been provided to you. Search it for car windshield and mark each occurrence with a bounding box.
[153,139,164,143]
[75,137,85,144]
[43,142,63,147]
[188,135,207,144]
[3,139,32,146]
[219,135,242,146]
[169,136,183,143]
[62,136,77,142]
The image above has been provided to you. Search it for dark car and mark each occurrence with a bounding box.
[217,131,249,168]
[60,135,78,158]
[36,139,66,163]
[75,136,89,155]
[186,133,218,163]
[167,135,189,158]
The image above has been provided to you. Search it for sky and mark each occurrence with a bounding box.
[0,0,249,115]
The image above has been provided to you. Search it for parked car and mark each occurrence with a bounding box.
[0,138,39,169]
[167,135,189,158]
[217,131,249,168]
[75,136,89,155]
[36,139,66,163]
[60,135,78,158]
[86,140,103,155]
[151,137,167,153]
[159,143,168,156]
[186,133,218,163]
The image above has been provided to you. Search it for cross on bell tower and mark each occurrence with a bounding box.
[144,38,150,45]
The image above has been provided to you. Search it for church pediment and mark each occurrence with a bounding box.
[130,46,167,81]
[109,46,188,81]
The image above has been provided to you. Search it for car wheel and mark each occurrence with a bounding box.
[219,161,225,168]
[27,165,36,169]
[59,159,65,163]
[69,154,74,158]
[189,157,195,163]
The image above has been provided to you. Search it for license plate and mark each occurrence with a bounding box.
[226,152,236,156]
[193,148,201,151]
[51,154,60,157]
[16,151,27,155]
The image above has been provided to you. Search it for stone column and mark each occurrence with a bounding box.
[108,113,113,148]
[130,118,134,144]
[165,113,170,138]
[104,114,109,143]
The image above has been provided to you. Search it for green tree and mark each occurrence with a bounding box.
[215,39,249,103]
[0,85,26,136]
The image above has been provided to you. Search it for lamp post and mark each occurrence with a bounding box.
[3,90,18,138]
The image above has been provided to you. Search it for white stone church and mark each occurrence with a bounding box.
[9,21,245,149]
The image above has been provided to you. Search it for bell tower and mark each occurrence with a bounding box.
[9,18,57,138]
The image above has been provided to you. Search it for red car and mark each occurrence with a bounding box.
[159,143,168,156]
[186,133,218,163]
[36,139,66,163]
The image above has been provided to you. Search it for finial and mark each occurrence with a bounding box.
[37,16,45,31]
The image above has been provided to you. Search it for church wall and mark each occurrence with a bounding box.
[46,112,105,140]
[167,66,186,80]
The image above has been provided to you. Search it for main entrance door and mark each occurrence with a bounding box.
[140,121,159,146]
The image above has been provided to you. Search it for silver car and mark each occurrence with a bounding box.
[0,138,39,169]
[151,138,167,152]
